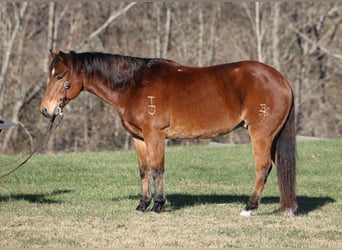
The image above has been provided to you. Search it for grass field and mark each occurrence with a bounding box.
[0,140,341,247]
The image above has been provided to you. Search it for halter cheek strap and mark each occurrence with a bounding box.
[59,77,71,111]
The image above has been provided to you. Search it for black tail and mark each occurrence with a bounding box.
[275,94,297,215]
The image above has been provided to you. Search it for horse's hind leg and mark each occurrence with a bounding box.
[133,138,152,211]
[240,137,273,216]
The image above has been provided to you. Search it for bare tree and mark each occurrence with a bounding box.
[75,2,136,50]
[272,2,281,71]
[0,2,28,109]
[198,3,204,66]
[208,3,221,65]
[0,3,29,152]
[0,2,340,154]
[255,2,264,62]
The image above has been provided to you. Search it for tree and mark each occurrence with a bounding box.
[0,2,340,154]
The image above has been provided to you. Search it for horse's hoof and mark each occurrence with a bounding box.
[240,209,256,217]
[136,198,151,212]
[136,204,146,212]
[152,200,165,213]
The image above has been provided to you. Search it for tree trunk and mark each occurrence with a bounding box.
[198,4,204,66]
[255,2,263,62]
[208,3,221,65]
[162,6,171,58]
[0,2,28,110]
[272,3,281,71]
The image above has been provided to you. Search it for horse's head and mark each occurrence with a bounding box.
[40,50,83,118]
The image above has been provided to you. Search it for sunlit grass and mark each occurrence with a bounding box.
[0,140,341,247]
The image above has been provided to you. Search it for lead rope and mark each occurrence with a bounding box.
[0,112,64,178]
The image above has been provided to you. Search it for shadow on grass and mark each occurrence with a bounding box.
[167,194,335,215]
[127,194,335,215]
[0,189,73,204]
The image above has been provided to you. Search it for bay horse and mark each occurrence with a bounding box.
[40,51,297,216]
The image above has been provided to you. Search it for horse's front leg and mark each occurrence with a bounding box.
[144,130,166,213]
[133,138,152,211]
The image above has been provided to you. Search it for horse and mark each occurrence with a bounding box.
[40,50,297,216]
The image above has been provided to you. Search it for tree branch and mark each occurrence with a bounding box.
[75,2,137,50]
[287,20,342,60]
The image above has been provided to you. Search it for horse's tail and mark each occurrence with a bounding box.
[275,93,297,215]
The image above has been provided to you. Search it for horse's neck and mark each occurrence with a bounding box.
[80,54,148,114]
[83,79,125,114]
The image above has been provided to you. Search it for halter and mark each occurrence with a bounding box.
[55,73,71,116]
[60,80,70,108]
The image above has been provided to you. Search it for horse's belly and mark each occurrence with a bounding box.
[165,113,240,139]
[166,127,232,139]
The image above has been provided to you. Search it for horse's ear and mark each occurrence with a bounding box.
[50,50,57,58]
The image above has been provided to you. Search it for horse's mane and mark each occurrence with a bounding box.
[58,51,166,91]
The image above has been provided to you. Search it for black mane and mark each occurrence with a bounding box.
[66,51,161,91]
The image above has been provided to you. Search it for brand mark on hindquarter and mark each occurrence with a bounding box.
[259,104,270,120]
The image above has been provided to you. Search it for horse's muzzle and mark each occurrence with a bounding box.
[41,105,61,118]
[41,107,50,118]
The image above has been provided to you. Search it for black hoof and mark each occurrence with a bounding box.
[136,197,151,212]
[240,202,258,216]
[245,201,258,211]
[152,200,166,213]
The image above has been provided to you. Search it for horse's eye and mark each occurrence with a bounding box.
[56,75,63,81]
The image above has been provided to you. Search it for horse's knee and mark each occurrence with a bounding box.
[151,166,164,179]
[139,165,149,178]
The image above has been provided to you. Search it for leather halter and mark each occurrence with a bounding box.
[56,74,70,115]
[60,80,70,108]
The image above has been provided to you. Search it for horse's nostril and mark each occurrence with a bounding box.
[41,107,48,117]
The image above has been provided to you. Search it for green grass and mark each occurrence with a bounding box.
[0,140,341,247]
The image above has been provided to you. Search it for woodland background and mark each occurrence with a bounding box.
[0,2,341,154]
